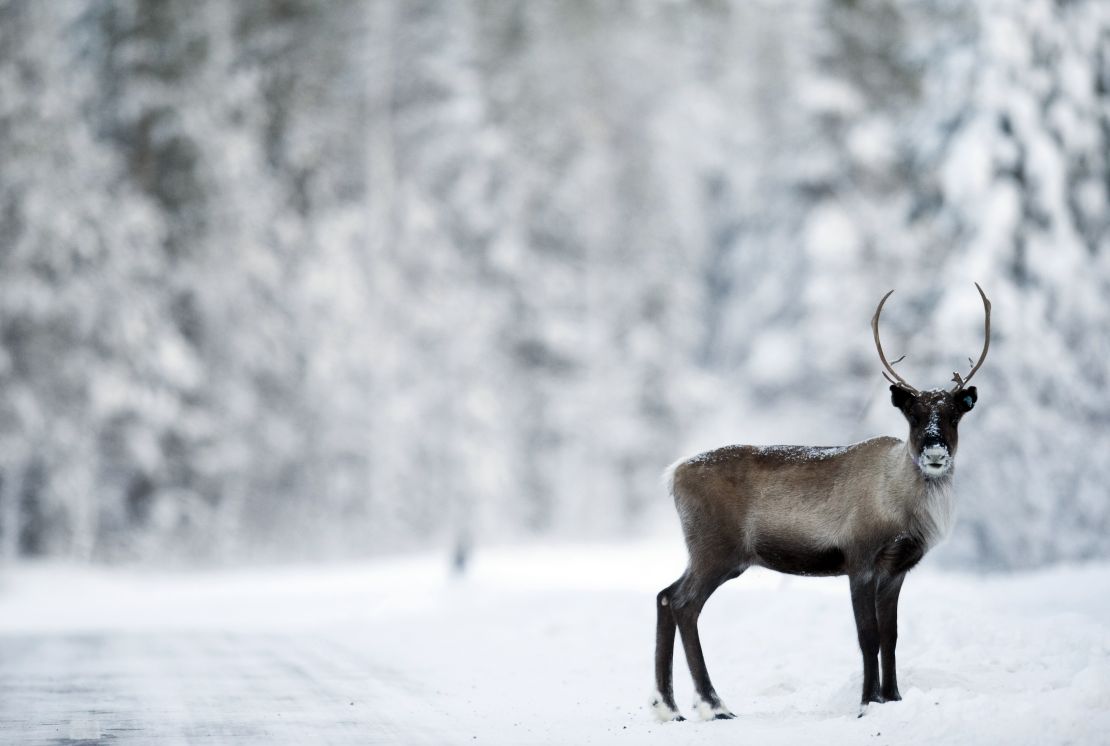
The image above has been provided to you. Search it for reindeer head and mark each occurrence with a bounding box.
[889,386,977,477]
[872,284,991,479]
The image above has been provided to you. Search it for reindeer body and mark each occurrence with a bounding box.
[651,286,990,723]
[669,436,952,581]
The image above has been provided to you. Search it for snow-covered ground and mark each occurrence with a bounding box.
[0,540,1108,745]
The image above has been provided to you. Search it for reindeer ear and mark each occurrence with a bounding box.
[956,386,977,413]
[890,385,915,410]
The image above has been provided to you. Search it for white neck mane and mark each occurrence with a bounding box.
[917,473,955,547]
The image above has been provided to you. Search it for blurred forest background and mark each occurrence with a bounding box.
[0,0,1107,569]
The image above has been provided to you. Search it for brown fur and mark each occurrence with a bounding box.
[670,437,936,578]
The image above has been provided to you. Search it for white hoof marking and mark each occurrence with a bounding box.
[694,696,734,721]
[650,690,683,722]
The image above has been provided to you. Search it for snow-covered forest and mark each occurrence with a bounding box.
[1,0,1109,568]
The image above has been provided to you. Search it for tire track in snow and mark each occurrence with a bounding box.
[0,631,450,745]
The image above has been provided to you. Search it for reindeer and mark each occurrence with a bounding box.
[652,284,991,722]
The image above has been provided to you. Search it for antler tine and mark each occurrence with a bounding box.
[871,289,920,394]
[951,282,991,391]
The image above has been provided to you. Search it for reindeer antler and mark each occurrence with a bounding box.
[950,282,991,391]
[871,289,920,394]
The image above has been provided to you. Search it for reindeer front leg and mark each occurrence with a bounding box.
[877,573,906,701]
[873,533,923,703]
[850,573,882,714]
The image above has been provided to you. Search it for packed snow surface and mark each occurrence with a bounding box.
[0,540,1108,745]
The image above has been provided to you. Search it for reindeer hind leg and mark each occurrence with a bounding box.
[652,576,686,721]
[672,565,745,720]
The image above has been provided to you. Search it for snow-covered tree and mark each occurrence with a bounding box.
[1,0,1108,567]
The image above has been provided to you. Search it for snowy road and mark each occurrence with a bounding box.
[0,541,1108,745]
[0,631,421,744]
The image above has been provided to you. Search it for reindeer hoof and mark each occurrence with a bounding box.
[857,693,888,717]
[694,697,735,721]
[650,691,684,722]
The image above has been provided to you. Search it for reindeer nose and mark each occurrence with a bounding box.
[922,445,949,465]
